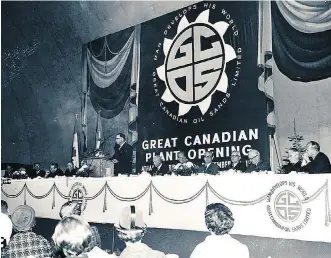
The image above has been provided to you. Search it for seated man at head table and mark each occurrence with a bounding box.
[76,160,91,177]
[224,150,247,172]
[64,161,78,177]
[46,162,64,178]
[244,149,271,173]
[173,151,196,175]
[3,164,14,178]
[301,141,331,174]
[150,155,170,176]
[29,162,46,179]
[280,148,303,174]
[199,151,220,175]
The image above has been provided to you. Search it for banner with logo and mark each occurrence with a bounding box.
[137,1,269,170]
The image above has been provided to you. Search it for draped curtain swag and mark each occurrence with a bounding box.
[272,1,331,81]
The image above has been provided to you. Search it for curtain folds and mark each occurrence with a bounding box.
[272,1,331,82]
[86,28,135,119]
[276,1,331,33]
[87,32,134,89]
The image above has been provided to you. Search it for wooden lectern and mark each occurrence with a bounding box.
[82,157,114,177]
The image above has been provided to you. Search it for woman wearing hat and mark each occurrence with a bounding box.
[52,215,112,258]
[189,203,249,258]
[3,205,52,258]
[115,205,173,258]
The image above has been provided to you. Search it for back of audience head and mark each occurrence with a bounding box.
[11,205,36,232]
[205,203,234,235]
[1,200,8,215]
[53,215,92,257]
[115,205,147,244]
[59,201,82,219]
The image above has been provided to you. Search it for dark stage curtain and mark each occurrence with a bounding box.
[272,1,331,82]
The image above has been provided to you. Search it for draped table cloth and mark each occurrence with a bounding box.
[2,174,331,243]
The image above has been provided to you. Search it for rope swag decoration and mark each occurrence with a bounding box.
[2,179,330,224]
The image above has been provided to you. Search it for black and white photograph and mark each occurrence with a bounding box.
[1,1,331,258]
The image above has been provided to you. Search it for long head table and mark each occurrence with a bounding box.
[2,174,331,243]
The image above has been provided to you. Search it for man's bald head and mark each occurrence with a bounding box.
[248,149,260,165]
[153,155,163,167]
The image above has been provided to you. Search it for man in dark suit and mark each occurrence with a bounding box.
[280,148,303,174]
[112,133,133,176]
[29,162,46,179]
[245,149,271,173]
[199,151,220,175]
[64,161,77,177]
[224,151,247,172]
[150,155,169,176]
[46,162,64,178]
[301,141,331,174]
[3,165,14,178]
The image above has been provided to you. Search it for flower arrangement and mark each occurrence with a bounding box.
[172,163,198,176]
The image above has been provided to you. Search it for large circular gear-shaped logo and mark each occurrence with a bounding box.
[157,9,236,117]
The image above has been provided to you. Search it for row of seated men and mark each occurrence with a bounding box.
[3,161,90,179]
[3,141,330,179]
[1,199,250,258]
[149,141,331,175]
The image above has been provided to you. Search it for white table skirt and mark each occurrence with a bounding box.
[2,174,331,243]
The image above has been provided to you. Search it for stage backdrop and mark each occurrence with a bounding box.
[137,1,269,170]
[85,1,271,172]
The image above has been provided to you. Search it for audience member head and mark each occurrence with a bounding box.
[288,148,300,164]
[115,205,146,244]
[50,162,59,173]
[203,151,214,165]
[153,155,163,168]
[230,150,241,164]
[11,205,36,232]
[178,151,188,164]
[306,141,320,158]
[53,215,92,257]
[205,203,234,235]
[116,133,126,146]
[33,162,41,170]
[0,203,13,247]
[67,162,74,171]
[248,149,260,165]
[1,200,8,215]
[59,201,82,219]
